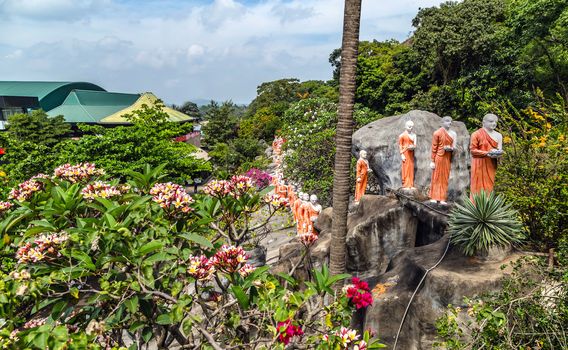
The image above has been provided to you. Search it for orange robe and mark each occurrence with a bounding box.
[292,198,302,223]
[287,186,296,204]
[304,204,320,235]
[355,158,369,201]
[429,128,454,201]
[298,202,310,234]
[399,132,415,188]
[276,184,288,199]
[470,128,498,197]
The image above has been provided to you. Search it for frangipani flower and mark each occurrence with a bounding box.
[187,255,215,281]
[211,245,248,273]
[54,163,104,183]
[150,182,194,213]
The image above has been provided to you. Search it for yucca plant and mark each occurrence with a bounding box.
[448,191,524,256]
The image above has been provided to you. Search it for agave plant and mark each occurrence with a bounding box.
[448,191,524,256]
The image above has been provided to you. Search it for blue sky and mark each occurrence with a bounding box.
[0,0,444,104]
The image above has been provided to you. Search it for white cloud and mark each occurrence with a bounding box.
[0,0,111,20]
[0,0,447,104]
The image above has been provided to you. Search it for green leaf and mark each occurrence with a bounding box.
[156,313,173,325]
[179,233,214,248]
[104,213,117,228]
[144,252,176,264]
[277,273,297,286]
[70,287,79,299]
[129,321,145,333]
[138,241,164,255]
[231,285,250,309]
[32,331,48,349]
[71,250,96,271]
[142,327,153,342]
[124,296,139,314]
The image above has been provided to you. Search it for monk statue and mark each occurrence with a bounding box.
[470,113,503,197]
[277,180,288,199]
[305,194,323,234]
[355,150,372,202]
[292,191,303,225]
[429,116,457,205]
[399,120,417,189]
[298,193,311,234]
[287,183,297,204]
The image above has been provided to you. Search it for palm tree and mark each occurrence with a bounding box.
[330,0,362,277]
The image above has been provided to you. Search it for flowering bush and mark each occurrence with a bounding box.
[344,277,374,309]
[211,244,248,273]
[53,162,105,183]
[15,232,69,264]
[245,168,273,189]
[81,181,124,200]
[0,164,384,349]
[8,174,50,202]
[276,318,304,345]
[187,254,215,281]
[203,179,233,197]
[149,182,194,214]
[264,192,290,208]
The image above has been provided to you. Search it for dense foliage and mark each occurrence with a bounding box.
[280,98,381,206]
[0,164,382,349]
[329,0,567,126]
[0,105,209,191]
[5,110,70,147]
[495,94,568,250]
[435,257,568,349]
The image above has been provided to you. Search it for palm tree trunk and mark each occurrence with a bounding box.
[330,0,362,277]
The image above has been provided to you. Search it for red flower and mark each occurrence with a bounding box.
[344,277,373,309]
[276,319,304,345]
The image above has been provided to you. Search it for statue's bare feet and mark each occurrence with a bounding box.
[440,201,448,205]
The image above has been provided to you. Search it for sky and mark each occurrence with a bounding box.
[0,0,444,105]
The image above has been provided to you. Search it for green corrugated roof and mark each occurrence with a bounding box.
[47,90,140,123]
[0,81,105,111]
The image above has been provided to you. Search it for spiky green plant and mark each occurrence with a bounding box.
[448,191,524,256]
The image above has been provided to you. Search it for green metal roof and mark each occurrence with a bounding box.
[0,81,105,112]
[47,90,140,123]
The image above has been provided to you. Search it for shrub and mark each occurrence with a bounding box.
[0,164,383,349]
[448,191,524,256]
[495,94,568,250]
[435,257,568,349]
[245,168,272,189]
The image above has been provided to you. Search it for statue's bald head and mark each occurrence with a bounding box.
[482,114,498,131]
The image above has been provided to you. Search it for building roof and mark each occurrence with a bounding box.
[0,81,105,112]
[99,92,194,124]
[46,90,140,123]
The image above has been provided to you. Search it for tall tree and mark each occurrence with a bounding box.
[330,0,362,277]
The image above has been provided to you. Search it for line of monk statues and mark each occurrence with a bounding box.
[272,175,322,235]
[271,136,323,235]
[355,113,504,204]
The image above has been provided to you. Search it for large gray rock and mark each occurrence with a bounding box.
[364,236,520,349]
[314,195,445,277]
[352,110,471,201]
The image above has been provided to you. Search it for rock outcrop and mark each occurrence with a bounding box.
[352,110,471,201]
[274,193,517,349]
[365,236,519,349]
